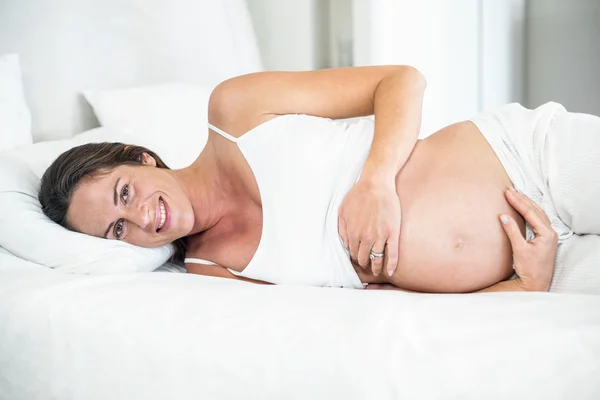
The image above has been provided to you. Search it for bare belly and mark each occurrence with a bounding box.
[359,122,526,292]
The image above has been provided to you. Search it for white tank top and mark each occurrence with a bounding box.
[185,114,374,289]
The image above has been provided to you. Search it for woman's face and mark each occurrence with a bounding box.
[68,158,194,248]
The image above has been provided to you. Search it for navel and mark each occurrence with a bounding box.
[454,237,464,250]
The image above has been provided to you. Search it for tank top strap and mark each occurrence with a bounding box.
[184,257,243,276]
[208,123,238,143]
[184,257,217,265]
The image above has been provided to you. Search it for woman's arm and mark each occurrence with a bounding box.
[364,283,420,293]
[366,280,527,293]
[209,66,426,177]
[209,67,427,165]
[186,263,270,285]
[475,279,527,293]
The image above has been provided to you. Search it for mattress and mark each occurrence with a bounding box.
[1,249,599,400]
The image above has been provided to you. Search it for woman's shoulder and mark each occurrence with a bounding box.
[208,80,278,140]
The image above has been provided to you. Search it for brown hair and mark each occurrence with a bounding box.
[39,142,186,263]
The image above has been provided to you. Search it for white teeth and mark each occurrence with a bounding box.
[158,199,166,230]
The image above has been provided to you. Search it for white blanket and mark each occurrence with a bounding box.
[1,251,599,400]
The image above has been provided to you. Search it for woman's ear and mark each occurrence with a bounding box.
[140,152,157,167]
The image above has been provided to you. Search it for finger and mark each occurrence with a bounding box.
[384,231,400,277]
[370,238,386,277]
[357,239,373,269]
[516,194,554,238]
[349,234,361,266]
[338,216,349,249]
[505,189,553,237]
[500,214,527,251]
[511,188,550,223]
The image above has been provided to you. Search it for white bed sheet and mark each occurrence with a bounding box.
[1,250,599,400]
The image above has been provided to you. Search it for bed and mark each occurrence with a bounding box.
[1,1,599,399]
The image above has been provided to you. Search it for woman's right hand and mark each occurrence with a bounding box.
[500,188,558,291]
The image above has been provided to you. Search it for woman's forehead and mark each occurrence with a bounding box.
[67,170,120,234]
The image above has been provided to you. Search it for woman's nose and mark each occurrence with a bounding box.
[127,203,152,231]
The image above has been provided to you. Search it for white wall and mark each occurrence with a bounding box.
[328,0,353,68]
[246,0,528,134]
[526,0,600,114]
[353,0,481,136]
[481,0,525,110]
[246,0,320,70]
[353,0,525,136]
[246,0,354,71]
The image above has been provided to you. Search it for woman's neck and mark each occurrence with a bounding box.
[169,150,237,236]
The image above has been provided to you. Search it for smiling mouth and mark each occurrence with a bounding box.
[157,197,166,232]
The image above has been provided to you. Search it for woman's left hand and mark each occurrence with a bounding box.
[500,188,559,291]
[338,178,401,277]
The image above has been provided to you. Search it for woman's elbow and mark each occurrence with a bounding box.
[395,65,427,89]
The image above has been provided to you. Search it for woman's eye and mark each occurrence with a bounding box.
[115,220,124,239]
[121,184,129,203]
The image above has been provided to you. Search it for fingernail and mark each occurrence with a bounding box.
[510,187,517,192]
[387,269,394,277]
[500,215,509,224]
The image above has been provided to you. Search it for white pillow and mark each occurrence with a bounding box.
[0,128,174,274]
[0,54,32,151]
[83,83,212,169]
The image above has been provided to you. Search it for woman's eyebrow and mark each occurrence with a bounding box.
[103,222,114,239]
[103,177,122,238]
[113,177,121,206]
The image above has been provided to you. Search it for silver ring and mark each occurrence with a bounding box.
[369,251,384,261]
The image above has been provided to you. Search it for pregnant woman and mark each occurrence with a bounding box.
[40,66,595,293]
